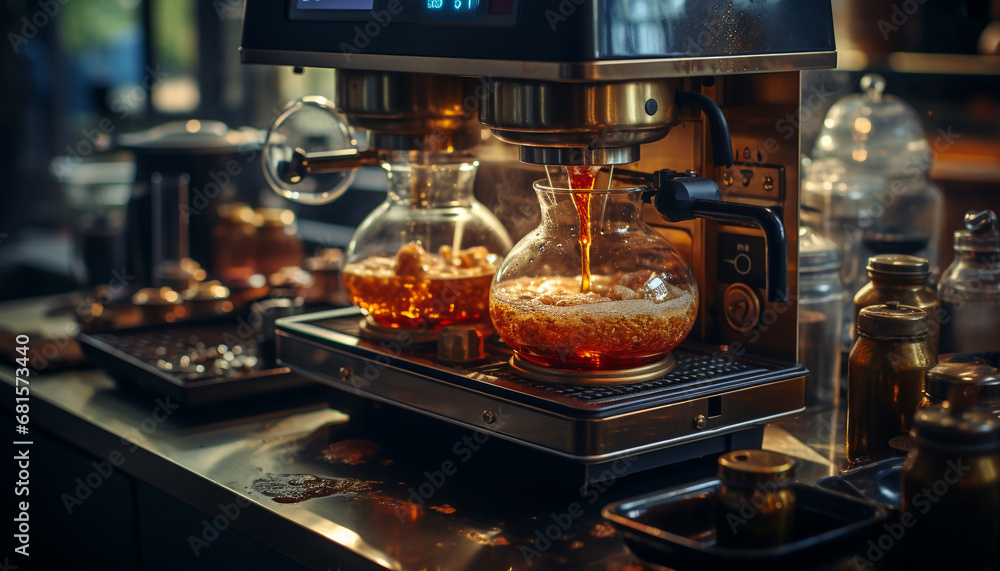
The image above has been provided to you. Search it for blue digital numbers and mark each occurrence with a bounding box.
[426,0,478,13]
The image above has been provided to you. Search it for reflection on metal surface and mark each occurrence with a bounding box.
[276,308,807,462]
[241,50,839,81]
[480,78,680,156]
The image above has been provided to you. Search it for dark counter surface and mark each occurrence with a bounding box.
[0,296,852,571]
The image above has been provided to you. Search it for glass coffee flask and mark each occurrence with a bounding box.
[262,98,513,336]
[343,151,512,332]
[490,169,698,379]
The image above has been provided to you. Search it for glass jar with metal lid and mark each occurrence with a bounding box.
[920,362,1000,416]
[900,406,1000,571]
[715,450,797,548]
[939,210,1000,354]
[854,254,941,358]
[798,225,844,409]
[847,302,934,465]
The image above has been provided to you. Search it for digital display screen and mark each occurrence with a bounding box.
[296,0,375,9]
[425,0,479,14]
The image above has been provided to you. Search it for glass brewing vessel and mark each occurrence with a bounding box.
[490,175,698,373]
[343,151,512,332]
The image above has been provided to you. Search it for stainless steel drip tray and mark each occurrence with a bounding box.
[276,308,806,462]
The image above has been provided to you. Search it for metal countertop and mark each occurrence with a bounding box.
[0,297,850,571]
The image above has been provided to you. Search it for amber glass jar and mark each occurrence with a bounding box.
[213,203,258,279]
[854,254,940,358]
[255,208,305,279]
[847,302,934,465]
[716,450,797,548]
[901,406,1000,571]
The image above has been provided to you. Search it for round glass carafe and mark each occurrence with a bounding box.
[343,152,513,331]
[490,180,698,372]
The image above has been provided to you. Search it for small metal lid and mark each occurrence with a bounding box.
[268,266,313,289]
[912,405,1000,451]
[954,210,999,254]
[132,287,181,306]
[857,301,928,338]
[866,254,930,277]
[718,450,797,485]
[256,207,296,228]
[926,362,1000,406]
[304,249,345,273]
[217,203,256,225]
[182,280,231,302]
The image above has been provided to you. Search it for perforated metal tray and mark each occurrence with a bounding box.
[276,308,807,462]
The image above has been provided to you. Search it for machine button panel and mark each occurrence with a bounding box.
[718,162,785,203]
[718,233,767,290]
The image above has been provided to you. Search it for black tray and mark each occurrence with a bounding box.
[78,315,312,405]
[602,478,888,570]
[816,458,904,511]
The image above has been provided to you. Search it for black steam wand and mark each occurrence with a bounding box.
[642,91,789,303]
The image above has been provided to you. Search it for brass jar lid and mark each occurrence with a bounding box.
[866,254,929,277]
[912,406,1000,452]
[217,202,256,225]
[926,363,1000,406]
[857,301,928,339]
[182,280,231,302]
[718,450,797,486]
[132,287,181,306]
[255,207,296,228]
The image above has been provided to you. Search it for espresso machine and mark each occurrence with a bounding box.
[240,0,836,481]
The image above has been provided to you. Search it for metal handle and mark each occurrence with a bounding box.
[278,148,380,184]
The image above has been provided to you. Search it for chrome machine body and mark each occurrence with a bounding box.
[241,0,836,480]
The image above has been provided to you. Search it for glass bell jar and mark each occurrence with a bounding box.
[490,167,698,382]
[343,151,513,334]
[810,73,943,276]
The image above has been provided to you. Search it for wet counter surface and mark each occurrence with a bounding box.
[0,299,853,571]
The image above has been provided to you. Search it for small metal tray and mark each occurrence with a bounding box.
[602,478,888,570]
[816,458,904,511]
[78,314,312,405]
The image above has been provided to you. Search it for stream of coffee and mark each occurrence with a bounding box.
[567,166,600,293]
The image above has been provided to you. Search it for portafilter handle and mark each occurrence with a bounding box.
[649,170,788,303]
[263,96,368,205]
